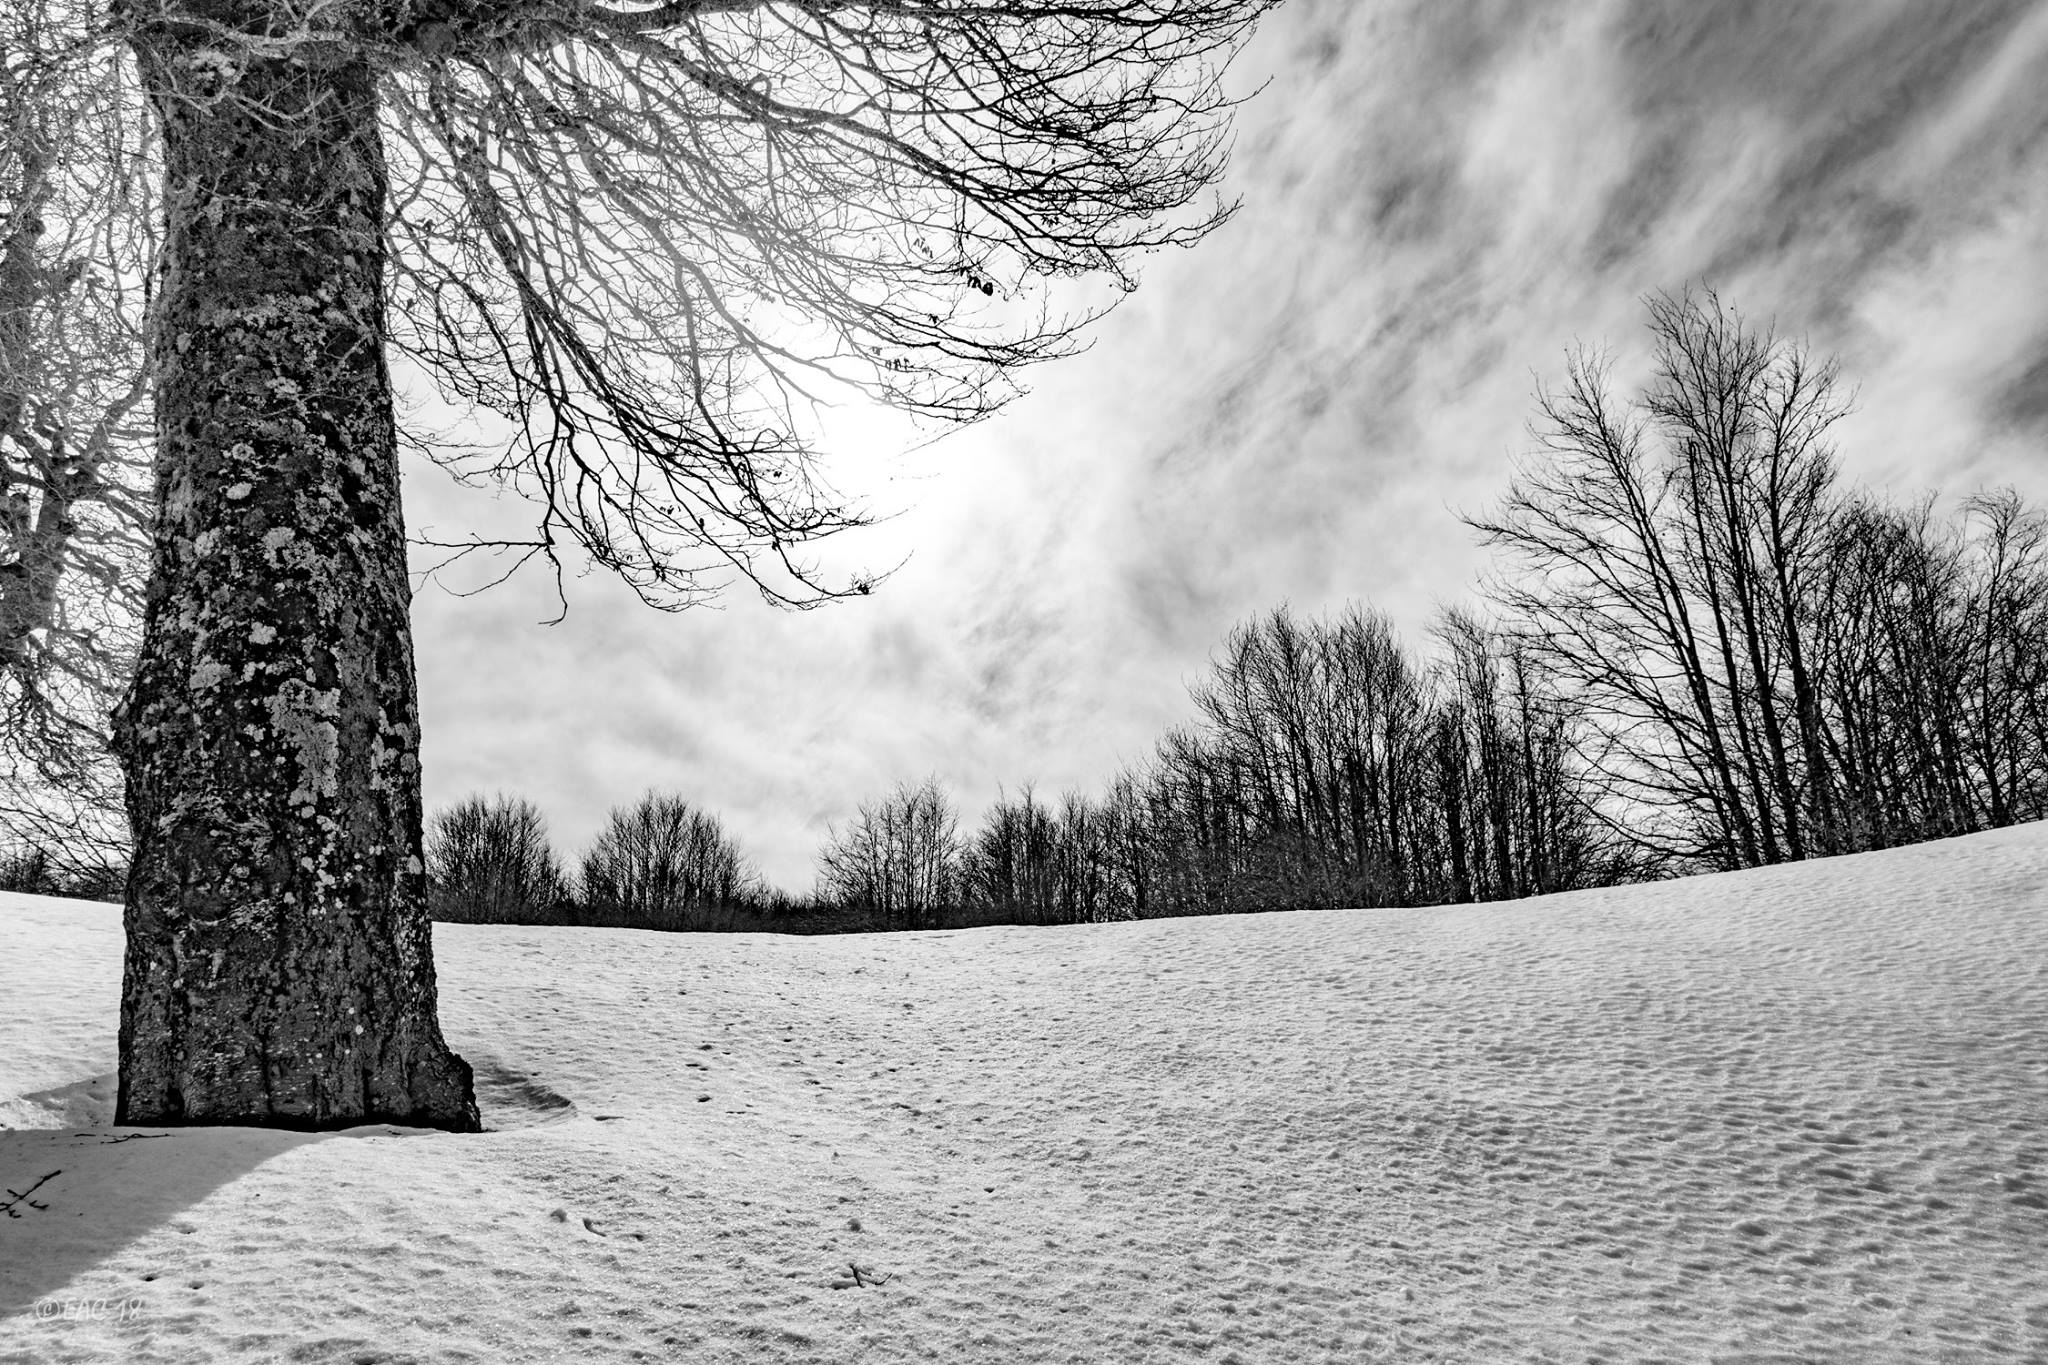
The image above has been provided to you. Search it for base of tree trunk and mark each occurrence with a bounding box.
[116,888,480,1132]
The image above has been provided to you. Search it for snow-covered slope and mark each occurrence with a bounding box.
[4,826,2046,1363]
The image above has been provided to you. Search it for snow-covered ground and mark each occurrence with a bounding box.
[3,826,2046,1364]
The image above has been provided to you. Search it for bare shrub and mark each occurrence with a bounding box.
[578,791,757,931]
[425,794,568,925]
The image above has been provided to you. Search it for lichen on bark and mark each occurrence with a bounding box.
[112,14,476,1131]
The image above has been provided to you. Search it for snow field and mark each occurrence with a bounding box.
[4,823,2047,1362]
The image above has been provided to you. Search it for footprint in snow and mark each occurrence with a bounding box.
[549,1207,645,1240]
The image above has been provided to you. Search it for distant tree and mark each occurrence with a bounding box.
[0,843,54,896]
[1427,609,1634,900]
[424,794,568,924]
[1807,489,2048,848]
[1074,601,1627,918]
[1048,789,1114,925]
[1468,290,1851,870]
[1134,724,1252,915]
[89,0,1280,1129]
[1177,604,1433,910]
[1095,771,1156,921]
[961,784,1118,925]
[578,791,756,930]
[1808,494,1962,847]
[1947,491,2048,827]
[0,840,126,900]
[959,783,1059,924]
[1469,289,2048,871]
[817,777,961,930]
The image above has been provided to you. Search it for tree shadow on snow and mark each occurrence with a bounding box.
[0,1110,345,1318]
[469,1057,577,1131]
[0,1057,578,1317]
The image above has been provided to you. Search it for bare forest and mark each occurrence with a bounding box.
[14,284,2044,928]
[390,293,2048,935]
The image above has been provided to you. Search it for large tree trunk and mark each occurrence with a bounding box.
[111,29,477,1130]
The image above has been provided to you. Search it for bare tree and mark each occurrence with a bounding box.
[1095,770,1153,921]
[1807,489,2048,848]
[1951,490,2048,827]
[92,0,1277,1127]
[959,782,1058,924]
[1178,604,1434,910]
[1468,289,2048,872]
[1813,495,1972,845]
[1468,290,1851,871]
[960,783,1117,925]
[424,793,568,923]
[1078,600,1627,918]
[0,0,153,879]
[817,776,960,930]
[578,790,755,929]
[1428,608,1630,901]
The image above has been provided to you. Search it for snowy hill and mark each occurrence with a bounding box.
[4,825,2047,1363]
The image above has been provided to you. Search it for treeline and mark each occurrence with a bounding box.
[425,791,791,931]
[807,289,2048,927]
[807,605,1636,929]
[29,289,2048,929]
[0,843,125,901]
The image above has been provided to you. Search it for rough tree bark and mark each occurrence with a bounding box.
[111,25,476,1129]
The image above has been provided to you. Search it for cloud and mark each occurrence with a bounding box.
[405,0,2048,892]
[1992,336,2048,433]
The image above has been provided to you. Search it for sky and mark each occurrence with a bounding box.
[402,0,2048,893]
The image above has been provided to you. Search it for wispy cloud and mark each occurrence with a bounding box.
[408,0,2048,889]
